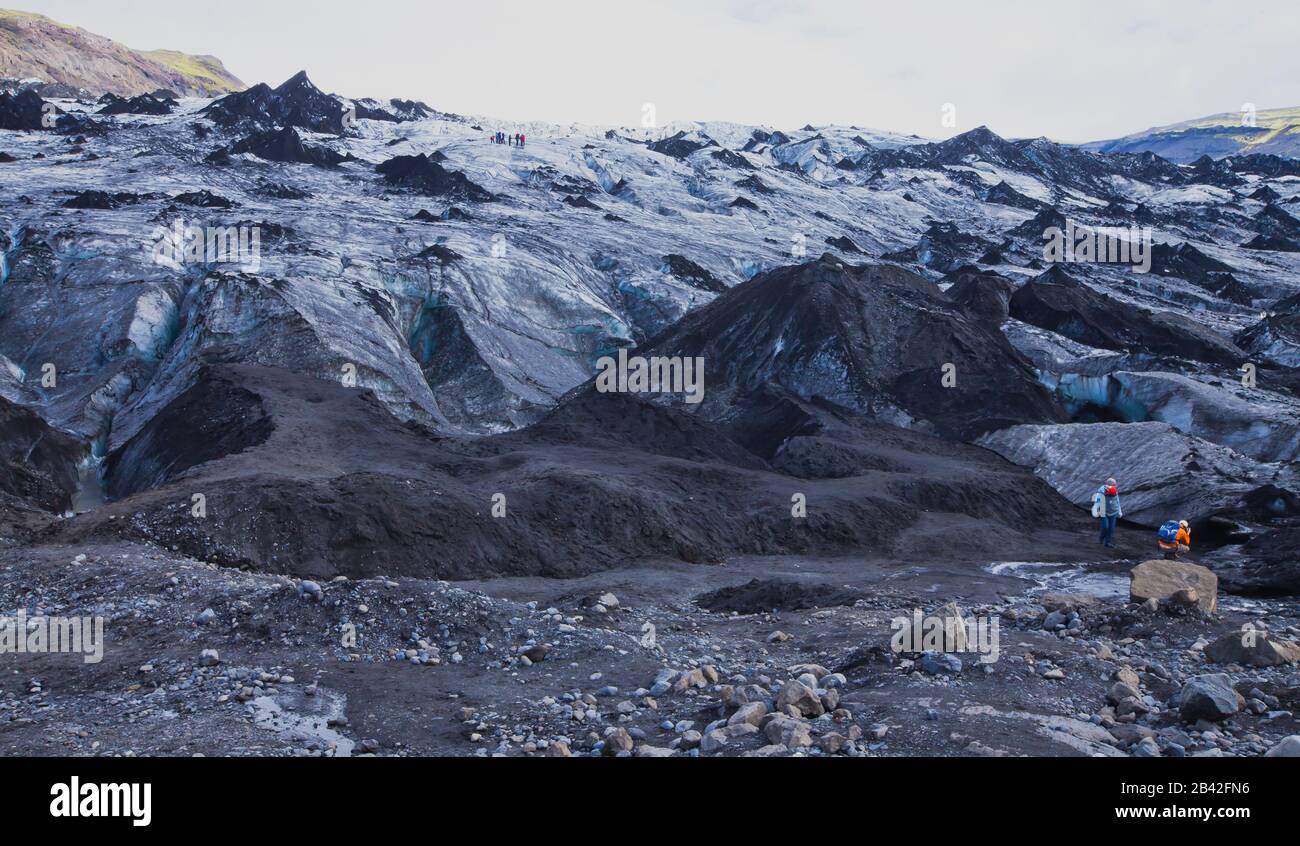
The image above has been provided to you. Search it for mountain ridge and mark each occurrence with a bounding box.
[0,8,243,97]
[1084,106,1300,163]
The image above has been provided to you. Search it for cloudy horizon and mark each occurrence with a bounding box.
[14,0,1300,142]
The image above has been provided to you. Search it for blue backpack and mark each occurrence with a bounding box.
[1157,521,1180,543]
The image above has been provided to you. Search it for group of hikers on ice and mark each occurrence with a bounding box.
[1091,478,1191,559]
[491,131,525,146]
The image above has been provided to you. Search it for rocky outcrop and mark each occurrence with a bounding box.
[943,267,1015,323]
[1236,304,1300,369]
[642,254,1063,440]
[0,395,83,514]
[0,88,48,130]
[0,9,243,97]
[1008,268,1245,366]
[376,153,493,201]
[977,421,1295,527]
[201,71,343,133]
[97,93,175,115]
[213,126,347,167]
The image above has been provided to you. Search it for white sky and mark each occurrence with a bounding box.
[17,0,1300,142]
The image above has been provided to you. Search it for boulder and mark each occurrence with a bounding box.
[1177,674,1242,722]
[775,679,825,717]
[699,729,729,754]
[919,651,963,675]
[670,668,707,694]
[1130,560,1217,614]
[1265,736,1300,757]
[728,702,767,728]
[1204,630,1300,667]
[763,715,813,748]
[1107,681,1141,705]
[601,727,634,756]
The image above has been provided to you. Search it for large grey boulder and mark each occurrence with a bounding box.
[1204,630,1300,667]
[1265,736,1300,757]
[1177,674,1243,722]
[775,679,825,718]
[1130,560,1218,614]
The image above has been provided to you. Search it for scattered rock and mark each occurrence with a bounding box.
[1177,674,1243,722]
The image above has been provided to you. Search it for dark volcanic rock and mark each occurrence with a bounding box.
[97,93,175,115]
[1011,206,1068,239]
[62,190,146,209]
[563,194,601,210]
[985,180,1046,211]
[710,148,755,169]
[200,70,348,133]
[943,266,1015,323]
[59,363,1084,581]
[825,235,862,254]
[696,579,863,613]
[1228,154,1300,179]
[1218,527,1300,596]
[886,221,998,273]
[104,367,274,500]
[201,70,346,134]
[1236,306,1300,368]
[214,126,347,167]
[0,89,50,130]
[661,254,726,293]
[1185,155,1244,188]
[413,243,462,265]
[1149,242,1236,284]
[648,131,715,159]
[172,189,236,208]
[735,174,775,195]
[0,396,83,515]
[1244,234,1300,253]
[257,181,313,200]
[1009,268,1245,366]
[643,254,1063,440]
[376,153,493,201]
[1253,204,1300,241]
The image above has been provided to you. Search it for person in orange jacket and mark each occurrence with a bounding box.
[1158,520,1191,559]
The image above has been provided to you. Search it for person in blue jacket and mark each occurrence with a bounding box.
[1092,477,1122,548]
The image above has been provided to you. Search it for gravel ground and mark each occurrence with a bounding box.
[3,539,1297,757]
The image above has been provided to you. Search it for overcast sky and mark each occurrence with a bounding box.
[19,0,1300,141]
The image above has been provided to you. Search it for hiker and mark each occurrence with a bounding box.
[520,133,526,146]
[1091,477,1122,548]
[1157,519,1192,559]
